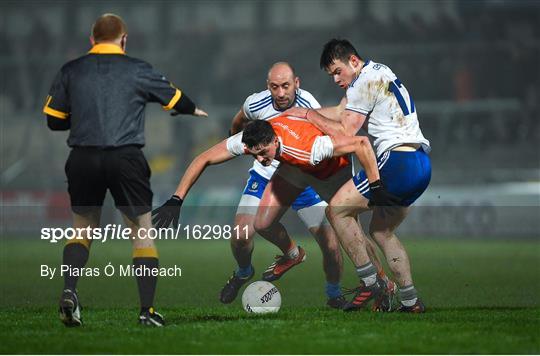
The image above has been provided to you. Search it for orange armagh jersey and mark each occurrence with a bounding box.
[269,115,349,179]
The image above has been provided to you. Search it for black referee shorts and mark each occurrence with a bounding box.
[65,145,152,218]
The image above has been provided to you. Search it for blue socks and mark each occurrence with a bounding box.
[325,282,341,299]
[235,265,254,279]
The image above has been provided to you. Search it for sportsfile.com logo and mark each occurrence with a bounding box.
[40,224,249,243]
[260,287,278,304]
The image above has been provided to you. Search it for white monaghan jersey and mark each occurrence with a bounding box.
[345,60,430,157]
[242,88,321,179]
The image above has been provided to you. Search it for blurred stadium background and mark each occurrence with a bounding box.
[1,0,539,238]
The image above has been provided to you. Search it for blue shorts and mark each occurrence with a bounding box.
[353,148,431,206]
[242,170,323,211]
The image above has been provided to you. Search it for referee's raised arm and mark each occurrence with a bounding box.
[43,13,205,328]
[134,60,208,118]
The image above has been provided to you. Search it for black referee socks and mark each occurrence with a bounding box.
[63,242,90,290]
[132,247,159,310]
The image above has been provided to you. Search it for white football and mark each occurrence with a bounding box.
[242,281,281,314]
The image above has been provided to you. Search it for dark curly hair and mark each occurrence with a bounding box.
[320,39,362,70]
[241,120,275,148]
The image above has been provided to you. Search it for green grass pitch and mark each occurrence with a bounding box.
[1,237,539,354]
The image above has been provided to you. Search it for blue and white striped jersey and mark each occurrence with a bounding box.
[241,89,321,179]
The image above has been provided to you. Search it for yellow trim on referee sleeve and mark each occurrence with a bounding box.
[65,238,91,250]
[43,96,69,120]
[162,88,182,111]
[133,247,159,258]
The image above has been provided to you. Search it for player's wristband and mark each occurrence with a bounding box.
[173,93,196,115]
[171,195,183,205]
[369,180,383,190]
[304,108,311,120]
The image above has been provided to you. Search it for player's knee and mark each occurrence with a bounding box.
[325,204,345,225]
[253,215,272,234]
[253,217,279,236]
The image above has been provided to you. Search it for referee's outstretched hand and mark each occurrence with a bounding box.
[193,107,208,117]
[368,180,402,207]
[152,195,183,229]
[170,107,208,118]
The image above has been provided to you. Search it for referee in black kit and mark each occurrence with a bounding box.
[43,13,207,327]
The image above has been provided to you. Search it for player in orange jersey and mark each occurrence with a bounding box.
[153,114,400,310]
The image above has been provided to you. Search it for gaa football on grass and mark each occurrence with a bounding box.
[242,281,281,314]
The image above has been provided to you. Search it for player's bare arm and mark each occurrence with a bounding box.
[174,140,235,199]
[310,108,365,137]
[286,96,346,122]
[286,106,364,137]
[230,109,249,135]
[327,134,401,205]
[152,140,236,228]
[330,135,380,183]
[315,96,348,121]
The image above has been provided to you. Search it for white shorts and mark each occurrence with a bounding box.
[235,194,329,229]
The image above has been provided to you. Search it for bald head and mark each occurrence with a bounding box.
[91,13,127,43]
[267,62,296,82]
[267,62,299,110]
